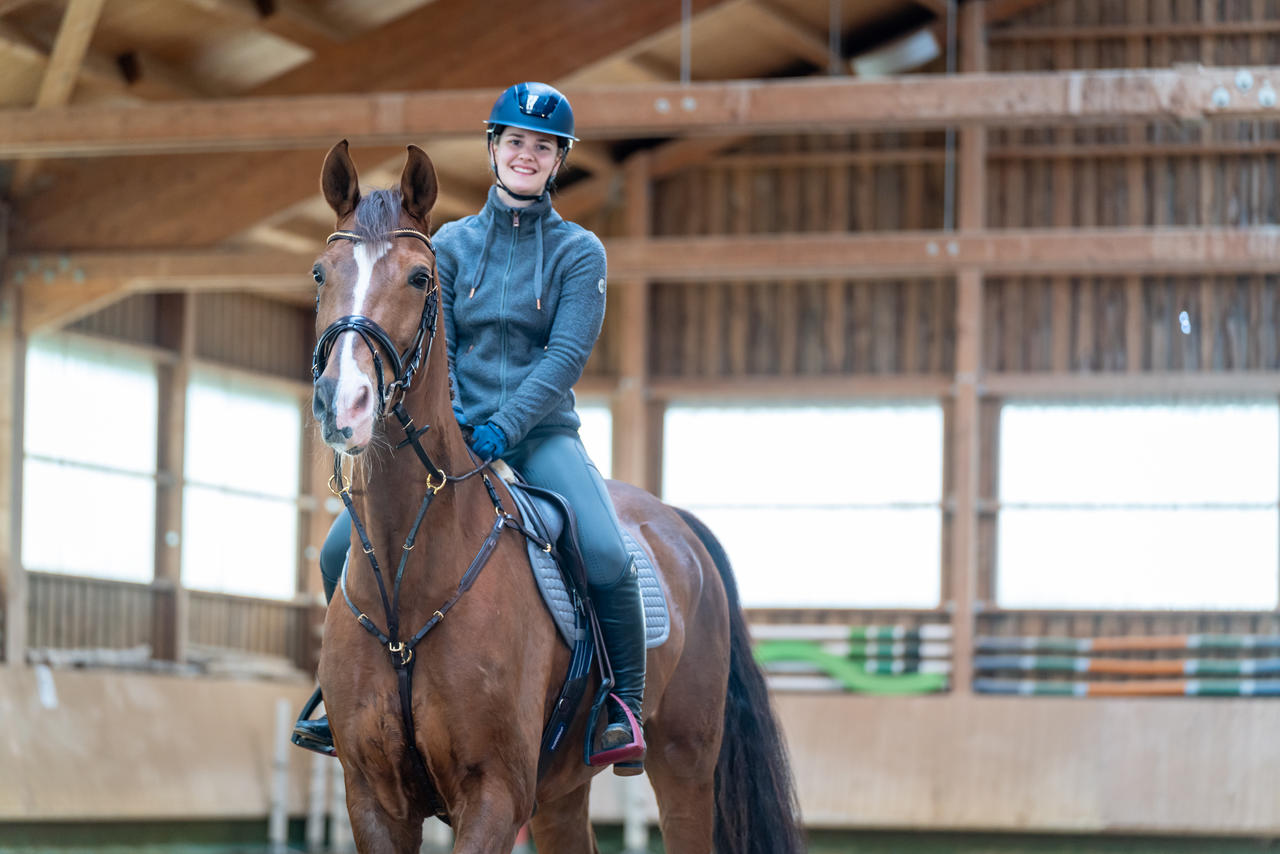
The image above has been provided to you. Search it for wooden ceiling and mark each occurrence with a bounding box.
[0,0,948,257]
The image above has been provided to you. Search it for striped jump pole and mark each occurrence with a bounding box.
[975,634,1280,654]
[752,623,953,643]
[975,655,1280,677]
[975,678,1280,697]
[754,640,948,694]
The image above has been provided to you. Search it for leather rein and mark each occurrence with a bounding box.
[312,227,552,813]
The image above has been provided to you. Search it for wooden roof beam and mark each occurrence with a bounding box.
[11,0,742,252]
[0,19,210,104]
[745,0,840,70]
[171,0,347,53]
[5,67,1275,158]
[9,0,105,194]
[17,226,1280,332]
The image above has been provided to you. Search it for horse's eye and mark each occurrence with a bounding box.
[312,264,325,286]
[409,267,432,290]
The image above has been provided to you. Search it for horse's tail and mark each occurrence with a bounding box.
[672,507,806,854]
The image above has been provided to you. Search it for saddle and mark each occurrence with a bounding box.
[496,466,669,777]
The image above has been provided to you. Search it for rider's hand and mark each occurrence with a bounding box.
[469,422,508,461]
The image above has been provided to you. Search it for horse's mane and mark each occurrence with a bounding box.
[353,188,403,242]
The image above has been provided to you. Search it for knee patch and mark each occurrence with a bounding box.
[584,540,634,589]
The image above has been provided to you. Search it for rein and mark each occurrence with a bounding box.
[314,226,554,813]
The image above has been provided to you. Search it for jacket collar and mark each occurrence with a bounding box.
[484,185,555,226]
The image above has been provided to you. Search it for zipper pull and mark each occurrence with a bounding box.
[512,211,520,228]
[468,287,476,298]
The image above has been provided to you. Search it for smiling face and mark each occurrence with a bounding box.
[490,127,562,202]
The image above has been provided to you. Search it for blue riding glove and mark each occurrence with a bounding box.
[469,422,508,461]
[453,405,467,427]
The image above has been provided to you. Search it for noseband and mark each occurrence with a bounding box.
[311,228,438,413]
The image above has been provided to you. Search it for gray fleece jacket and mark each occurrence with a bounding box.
[434,186,607,447]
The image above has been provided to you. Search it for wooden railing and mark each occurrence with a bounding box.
[26,571,155,652]
[21,571,320,672]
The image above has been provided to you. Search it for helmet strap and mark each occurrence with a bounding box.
[488,143,567,202]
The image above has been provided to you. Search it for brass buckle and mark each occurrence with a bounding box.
[388,641,413,666]
[425,472,445,494]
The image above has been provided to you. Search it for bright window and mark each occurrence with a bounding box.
[182,371,302,599]
[576,402,612,479]
[663,405,944,608]
[997,403,1279,609]
[22,336,157,582]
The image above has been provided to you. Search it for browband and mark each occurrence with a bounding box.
[327,228,433,249]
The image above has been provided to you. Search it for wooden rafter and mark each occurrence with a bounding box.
[744,0,838,70]
[11,0,736,253]
[4,66,1275,159]
[8,0,105,194]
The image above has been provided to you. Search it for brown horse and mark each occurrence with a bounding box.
[309,140,803,854]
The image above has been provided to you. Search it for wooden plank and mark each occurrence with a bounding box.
[825,135,849,373]
[1125,276,1144,371]
[1199,279,1216,370]
[702,169,726,376]
[5,67,1280,157]
[728,166,751,376]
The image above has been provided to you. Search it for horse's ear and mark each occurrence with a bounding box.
[321,140,361,221]
[401,145,438,227]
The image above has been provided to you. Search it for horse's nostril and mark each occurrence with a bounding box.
[312,377,337,421]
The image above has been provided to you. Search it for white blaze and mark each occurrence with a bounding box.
[335,240,390,424]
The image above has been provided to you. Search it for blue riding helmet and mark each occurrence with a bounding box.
[486,82,577,150]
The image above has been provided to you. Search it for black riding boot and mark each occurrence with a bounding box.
[590,558,647,772]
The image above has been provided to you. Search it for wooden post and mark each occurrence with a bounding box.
[950,0,987,696]
[153,293,193,662]
[612,151,661,493]
[0,201,26,666]
[298,413,333,672]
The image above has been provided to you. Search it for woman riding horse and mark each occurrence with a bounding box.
[295,82,646,769]
[301,83,804,853]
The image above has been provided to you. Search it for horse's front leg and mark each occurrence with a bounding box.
[446,765,534,854]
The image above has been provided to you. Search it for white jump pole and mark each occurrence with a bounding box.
[331,760,355,852]
[622,773,649,853]
[306,751,328,852]
[269,698,290,852]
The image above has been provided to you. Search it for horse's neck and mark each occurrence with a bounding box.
[347,377,484,597]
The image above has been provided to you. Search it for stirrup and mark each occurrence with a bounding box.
[291,718,337,757]
[290,687,337,757]
[588,694,645,772]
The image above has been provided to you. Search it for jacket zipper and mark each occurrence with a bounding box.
[498,209,520,404]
